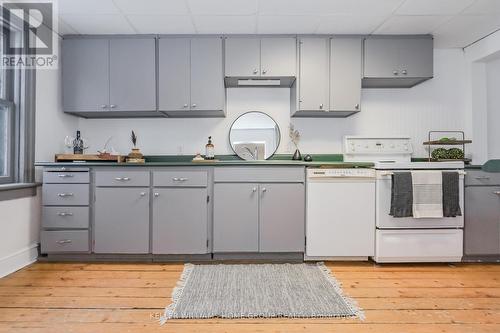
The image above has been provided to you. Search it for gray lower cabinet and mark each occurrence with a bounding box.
[363,36,433,88]
[152,188,209,254]
[213,183,259,252]
[465,186,500,256]
[94,187,150,253]
[259,183,305,252]
[213,182,305,253]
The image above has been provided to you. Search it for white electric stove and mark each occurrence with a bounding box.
[344,136,465,263]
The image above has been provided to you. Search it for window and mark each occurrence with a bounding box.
[0,100,15,184]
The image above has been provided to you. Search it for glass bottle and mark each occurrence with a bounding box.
[73,130,84,154]
[205,136,214,160]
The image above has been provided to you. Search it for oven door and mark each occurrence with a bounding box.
[376,171,464,228]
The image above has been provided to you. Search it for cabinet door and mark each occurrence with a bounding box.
[225,38,260,76]
[259,184,305,252]
[298,38,329,111]
[109,38,156,112]
[398,38,433,78]
[330,38,362,112]
[94,188,150,253]
[62,39,109,113]
[158,38,191,111]
[363,38,400,78]
[152,188,208,254]
[465,187,500,255]
[260,37,296,77]
[213,183,259,252]
[191,38,224,111]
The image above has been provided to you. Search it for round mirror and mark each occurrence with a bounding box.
[229,112,281,160]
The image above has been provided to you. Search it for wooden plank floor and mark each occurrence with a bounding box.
[1,261,500,332]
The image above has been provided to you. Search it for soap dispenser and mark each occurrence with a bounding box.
[205,136,215,160]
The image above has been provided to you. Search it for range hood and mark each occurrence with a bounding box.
[224,76,296,88]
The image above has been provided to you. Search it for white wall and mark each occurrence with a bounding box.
[486,57,500,159]
[78,49,468,159]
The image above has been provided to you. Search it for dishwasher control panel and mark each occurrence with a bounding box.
[308,168,375,178]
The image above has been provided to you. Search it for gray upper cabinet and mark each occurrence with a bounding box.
[363,36,433,88]
[224,37,261,77]
[152,188,208,254]
[158,37,225,117]
[259,183,304,252]
[109,38,156,112]
[294,37,330,114]
[94,187,150,254]
[260,37,296,77]
[213,183,259,252]
[62,37,157,117]
[62,39,109,113]
[329,38,362,116]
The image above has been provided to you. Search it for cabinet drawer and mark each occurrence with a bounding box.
[153,171,207,187]
[41,230,89,253]
[42,207,89,229]
[214,167,305,183]
[465,170,500,186]
[43,184,89,206]
[95,170,150,187]
[43,171,89,184]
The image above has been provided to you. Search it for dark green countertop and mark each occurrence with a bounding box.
[35,154,374,168]
[465,160,500,172]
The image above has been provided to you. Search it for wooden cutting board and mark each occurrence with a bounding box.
[55,154,125,163]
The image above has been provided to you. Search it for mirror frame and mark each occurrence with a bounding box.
[229,111,281,160]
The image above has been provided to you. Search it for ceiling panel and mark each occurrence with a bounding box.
[188,0,258,15]
[127,15,195,34]
[375,15,451,34]
[316,15,386,34]
[113,0,190,15]
[59,0,119,14]
[395,0,475,15]
[463,0,500,14]
[192,15,256,33]
[57,18,78,35]
[258,0,403,16]
[433,14,500,47]
[257,15,320,34]
[60,14,136,34]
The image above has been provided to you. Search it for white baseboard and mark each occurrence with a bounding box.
[0,243,38,278]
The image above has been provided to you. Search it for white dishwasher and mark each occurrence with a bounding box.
[305,168,376,261]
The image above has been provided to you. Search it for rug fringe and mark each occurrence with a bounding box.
[159,263,194,325]
[316,262,365,321]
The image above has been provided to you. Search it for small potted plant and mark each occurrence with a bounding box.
[289,124,302,160]
[127,130,145,163]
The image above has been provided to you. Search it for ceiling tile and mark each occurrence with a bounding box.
[463,0,500,14]
[59,0,120,14]
[58,18,78,35]
[192,15,256,33]
[316,15,386,34]
[127,15,195,34]
[257,15,320,33]
[113,0,190,14]
[395,0,475,15]
[433,14,500,47]
[60,14,136,34]
[258,0,403,16]
[374,15,451,34]
[188,0,258,15]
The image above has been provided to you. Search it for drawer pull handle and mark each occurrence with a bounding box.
[57,212,73,217]
[140,192,146,197]
[115,177,131,181]
[58,174,74,178]
[476,176,490,180]
[154,193,160,197]
[56,239,72,244]
[172,177,188,181]
[58,193,74,197]
[494,191,500,195]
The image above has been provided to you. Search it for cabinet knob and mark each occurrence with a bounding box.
[192,104,197,108]
[355,104,360,110]
[253,69,258,75]
[494,191,500,195]
[183,104,188,108]
[401,69,407,75]
[319,104,323,109]
[262,69,267,74]
[110,104,116,108]
[154,193,160,197]
[100,104,107,109]
[262,187,267,193]
[140,192,146,197]
[252,187,257,192]
[393,70,399,75]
